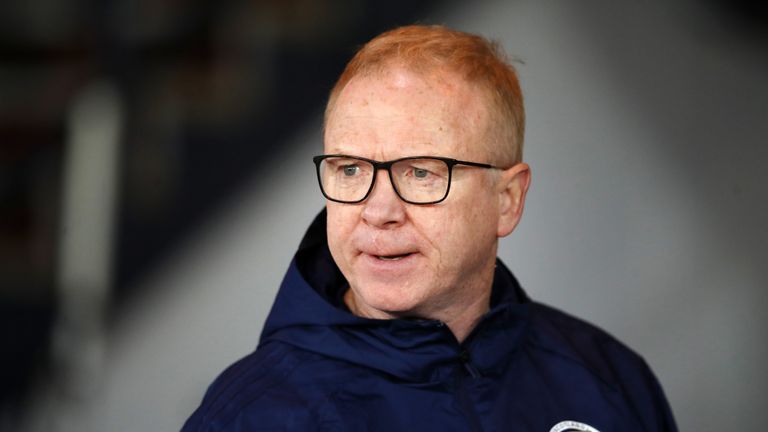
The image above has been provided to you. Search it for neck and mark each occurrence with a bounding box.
[343,278,493,344]
[441,290,492,342]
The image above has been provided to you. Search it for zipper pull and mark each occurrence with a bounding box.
[459,349,482,378]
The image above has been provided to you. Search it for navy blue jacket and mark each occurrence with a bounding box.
[182,211,677,431]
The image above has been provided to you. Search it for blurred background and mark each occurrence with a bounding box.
[1,0,766,430]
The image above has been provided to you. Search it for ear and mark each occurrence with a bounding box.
[496,163,531,237]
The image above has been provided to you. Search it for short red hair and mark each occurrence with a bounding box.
[325,25,525,165]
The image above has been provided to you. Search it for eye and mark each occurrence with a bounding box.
[391,158,447,185]
[342,165,360,176]
[408,164,437,180]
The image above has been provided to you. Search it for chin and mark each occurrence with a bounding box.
[353,281,427,317]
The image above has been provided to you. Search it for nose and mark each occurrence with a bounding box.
[361,170,406,228]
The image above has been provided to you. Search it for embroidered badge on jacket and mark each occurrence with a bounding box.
[549,420,601,432]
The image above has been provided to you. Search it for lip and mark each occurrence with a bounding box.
[375,253,411,261]
[358,251,420,273]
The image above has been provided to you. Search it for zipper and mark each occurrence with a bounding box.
[459,348,482,378]
[455,349,484,431]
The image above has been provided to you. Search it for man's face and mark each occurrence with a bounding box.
[324,67,512,322]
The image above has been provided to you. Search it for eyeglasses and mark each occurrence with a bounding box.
[313,154,499,205]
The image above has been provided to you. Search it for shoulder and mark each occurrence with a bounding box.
[525,302,651,394]
[525,302,677,430]
[181,342,342,432]
[526,302,641,372]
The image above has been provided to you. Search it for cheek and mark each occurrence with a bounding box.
[326,204,357,258]
[419,192,498,264]
[412,205,477,259]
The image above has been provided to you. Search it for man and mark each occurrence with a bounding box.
[182,25,677,431]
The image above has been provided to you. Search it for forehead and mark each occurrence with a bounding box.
[324,68,491,159]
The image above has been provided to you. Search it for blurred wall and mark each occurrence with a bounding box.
[21,0,768,431]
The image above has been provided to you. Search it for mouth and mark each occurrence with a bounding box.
[375,253,413,261]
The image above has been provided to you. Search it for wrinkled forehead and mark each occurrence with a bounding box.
[324,67,494,158]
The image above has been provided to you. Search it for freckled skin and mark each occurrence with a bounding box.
[324,67,530,341]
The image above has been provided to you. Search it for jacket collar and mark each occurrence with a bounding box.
[260,209,531,383]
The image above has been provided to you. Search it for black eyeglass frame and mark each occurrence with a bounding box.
[313,154,499,205]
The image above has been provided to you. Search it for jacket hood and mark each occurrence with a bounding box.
[259,209,531,383]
